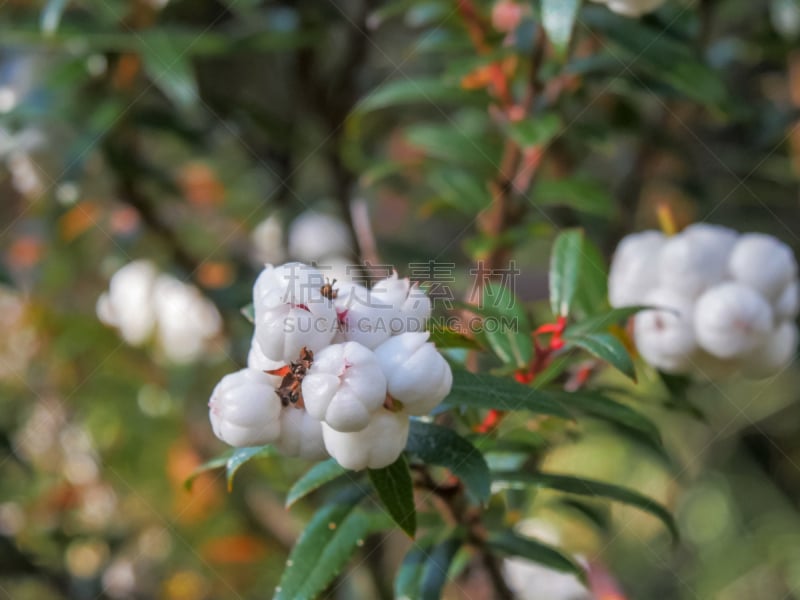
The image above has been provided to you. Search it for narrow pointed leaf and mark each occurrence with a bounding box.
[226,446,276,491]
[442,370,572,419]
[481,282,533,368]
[184,449,233,491]
[395,546,429,599]
[406,421,491,503]
[241,303,255,323]
[549,229,584,317]
[488,531,586,580]
[286,459,349,508]
[566,306,647,336]
[368,454,416,537]
[420,538,463,600]
[565,332,636,381]
[492,471,678,541]
[275,490,371,600]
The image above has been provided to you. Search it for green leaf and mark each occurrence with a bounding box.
[488,531,586,580]
[356,78,479,113]
[549,229,584,317]
[493,471,678,541]
[583,7,727,108]
[226,446,276,491]
[368,454,417,537]
[507,113,562,148]
[442,370,572,419]
[139,31,199,110]
[420,538,463,600]
[286,459,349,508]
[184,450,233,491]
[241,303,255,323]
[406,421,491,503]
[535,178,614,216]
[480,282,532,368]
[564,332,636,381]
[572,236,610,318]
[542,0,582,59]
[41,0,69,35]
[275,490,371,600]
[395,545,428,599]
[566,306,645,337]
[427,325,483,351]
[406,124,498,169]
[428,168,491,213]
[548,391,663,456]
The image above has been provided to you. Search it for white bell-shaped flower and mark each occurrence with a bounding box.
[251,214,286,265]
[608,231,665,308]
[247,338,284,386]
[741,321,798,379]
[97,260,158,345]
[729,233,798,300]
[252,262,337,363]
[334,283,393,350]
[274,407,329,460]
[301,341,387,432]
[209,368,281,447]
[288,211,353,263]
[370,272,432,334]
[322,409,409,470]
[373,332,453,415]
[633,288,697,374]
[658,225,737,298]
[694,282,773,359]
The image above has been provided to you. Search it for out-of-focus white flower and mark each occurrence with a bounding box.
[302,341,387,432]
[252,262,337,363]
[274,407,328,460]
[153,275,222,364]
[591,0,667,17]
[694,282,773,359]
[633,289,697,374]
[373,332,452,415]
[658,225,737,298]
[96,260,159,346]
[741,321,797,379]
[775,281,800,320]
[209,368,282,447]
[608,230,665,308]
[322,408,409,470]
[288,211,353,263]
[729,233,798,300]
[251,215,286,265]
[370,272,431,334]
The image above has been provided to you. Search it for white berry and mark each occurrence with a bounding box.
[322,409,409,470]
[658,225,736,298]
[741,321,797,379]
[371,272,432,334]
[302,342,387,432]
[275,408,329,460]
[373,332,453,415]
[775,281,800,320]
[694,282,773,359]
[252,262,337,363]
[592,0,666,17]
[209,368,282,447]
[334,283,393,350]
[608,231,665,308]
[633,289,697,374]
[729,233,797,300]
[97,260,158,345]
[247,338,284,386]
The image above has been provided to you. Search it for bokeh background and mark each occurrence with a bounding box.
[2,0,800,598]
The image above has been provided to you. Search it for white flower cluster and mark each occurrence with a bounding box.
[97,260,222,364]
[208,262,452,470]
[609,225,799,379]
[589,0,666,17]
